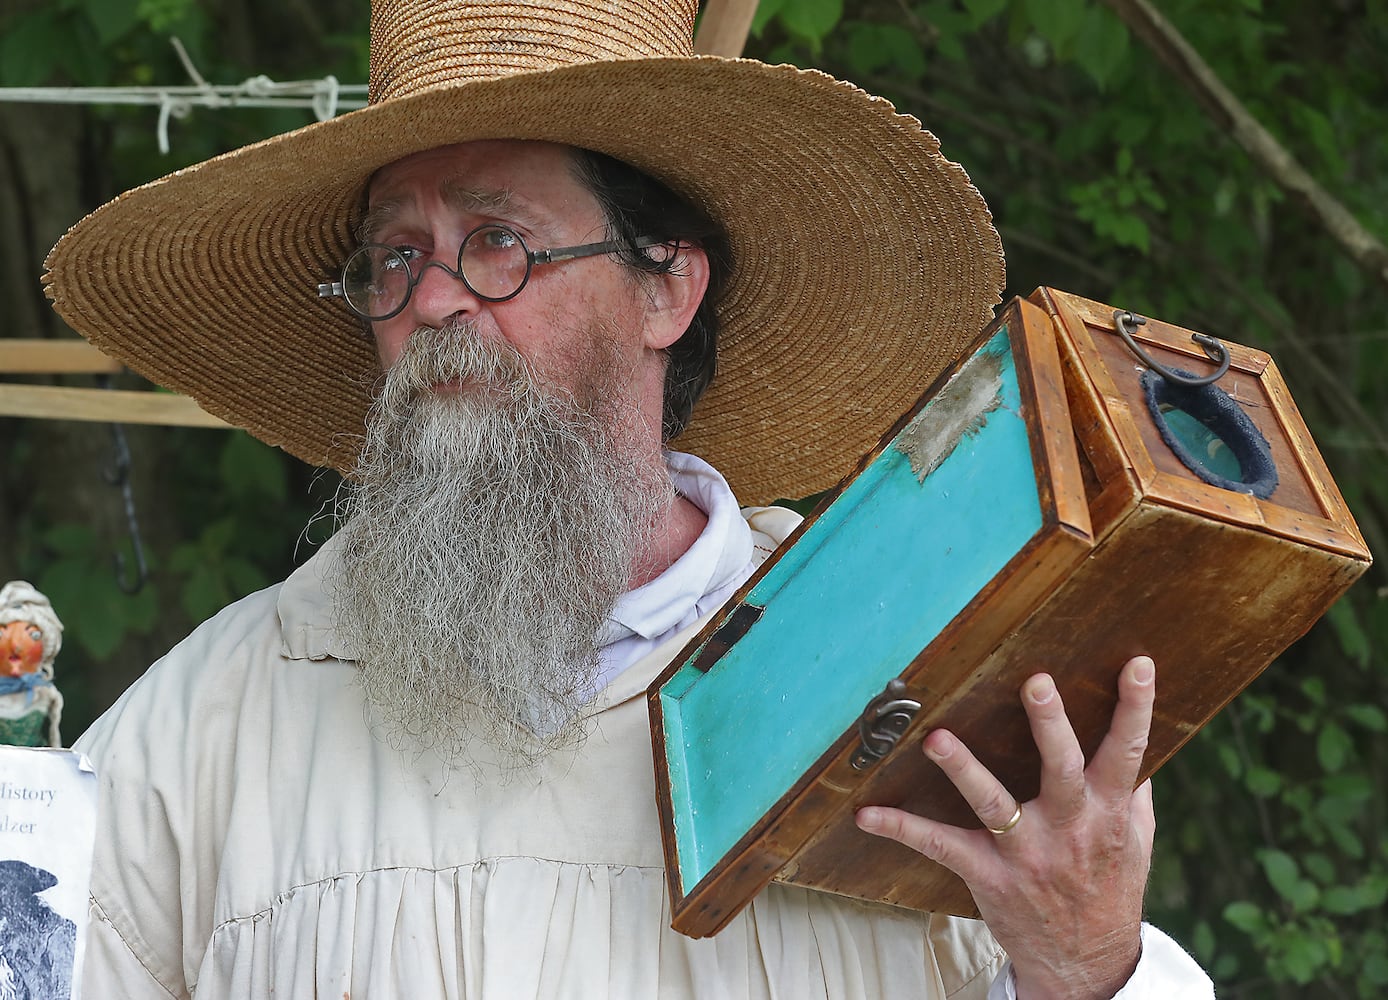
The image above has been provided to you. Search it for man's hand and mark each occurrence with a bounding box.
[855,656,1158,1000]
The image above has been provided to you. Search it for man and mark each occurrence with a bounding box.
[46,1,1213,997]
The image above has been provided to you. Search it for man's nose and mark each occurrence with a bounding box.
[409,259,484,329]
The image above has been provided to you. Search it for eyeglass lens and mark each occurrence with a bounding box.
[341,225,534,319]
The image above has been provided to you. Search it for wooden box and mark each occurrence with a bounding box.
[648,288,1371,938]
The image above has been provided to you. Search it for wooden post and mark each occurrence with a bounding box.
[694,0,761,58]
[0,384,230,428]
[0,340,121,374]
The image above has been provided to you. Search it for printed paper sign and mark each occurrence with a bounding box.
[0,747,98,1000]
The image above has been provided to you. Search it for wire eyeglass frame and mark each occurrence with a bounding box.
[317,223,661,321]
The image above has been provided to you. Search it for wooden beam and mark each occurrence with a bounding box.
[0,339,123,374]
[694,0,760,57]
[0,384,232,428]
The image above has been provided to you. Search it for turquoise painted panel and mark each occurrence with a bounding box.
[662,327,1049,893]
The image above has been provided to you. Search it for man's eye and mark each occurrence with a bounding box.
[28,630,40,642]
[378,247,423,274]
[477,228,519,251]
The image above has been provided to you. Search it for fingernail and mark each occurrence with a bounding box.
[1132,656,1155,684]
[1027,676,1054,704]
[856,807,881,831]
[925,734,953,760]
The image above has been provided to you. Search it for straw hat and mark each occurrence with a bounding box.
[44,0,1005,505]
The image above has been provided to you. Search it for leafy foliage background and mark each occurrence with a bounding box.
[1,0,1385,995]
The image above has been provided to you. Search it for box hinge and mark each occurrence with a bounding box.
[689,602,764,673]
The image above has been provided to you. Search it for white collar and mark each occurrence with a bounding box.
[597,450,753,646]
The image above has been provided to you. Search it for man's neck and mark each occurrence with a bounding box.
[629,492,708,588]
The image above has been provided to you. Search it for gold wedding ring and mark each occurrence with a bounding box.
[986,804,1023,836]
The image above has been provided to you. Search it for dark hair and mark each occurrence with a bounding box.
[569,148,732,441]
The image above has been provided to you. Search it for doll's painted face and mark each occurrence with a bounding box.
[1,621,44,677]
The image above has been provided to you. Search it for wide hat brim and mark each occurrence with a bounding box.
[44,56,1004,505]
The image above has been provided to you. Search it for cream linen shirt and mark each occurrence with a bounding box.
[72,461,1005,999]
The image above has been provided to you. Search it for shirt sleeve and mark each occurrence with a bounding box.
[82,898,183,1000]
[985,923,1214,1000]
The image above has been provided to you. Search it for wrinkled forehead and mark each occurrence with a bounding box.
[360,140,585,238]
[359,182,538,241]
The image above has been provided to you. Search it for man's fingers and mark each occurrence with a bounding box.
[855,805,988,886]
[1087,656,1157,801]
[1021,673,1087,815]
[920,729,1021,836]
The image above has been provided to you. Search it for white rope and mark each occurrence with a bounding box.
[0,84,369,109]
[0,37,366,153]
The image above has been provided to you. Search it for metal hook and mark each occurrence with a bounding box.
[850,678,922,771]
[97,377,149,594]
[1113,311,1231,388]
[106,423,149,595]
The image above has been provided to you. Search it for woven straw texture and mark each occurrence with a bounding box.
[44,0,1005,505]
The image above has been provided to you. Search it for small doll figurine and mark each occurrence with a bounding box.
[0,582,65,748]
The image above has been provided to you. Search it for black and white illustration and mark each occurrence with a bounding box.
[0,860,77,1000]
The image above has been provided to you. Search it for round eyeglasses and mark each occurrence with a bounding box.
[317,224,660,321]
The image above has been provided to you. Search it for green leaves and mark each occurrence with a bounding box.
[83,0,143,45]
[1344,705,1387,732]
[1070,6,1129,90]
[1222,896,1344,985]
[1223,900,1266,934]
[1322,875,1388,916]
[0,8,83,86]
[1068,148,1168,253]
[1178,673,1387,995]
[168,518,269,624]
[961,0,1009,28]
[134,0,197,34]
[1023,0,1087,56]
[160,432,294,623]
[751,0,787,38]
[219,431,288,504]
[0,0,203,88]
[1317,722,1353,773]
[1244,765,1282,797]
[35,524,157,660]
[1257,849,1320,913]
[773,0,844,50]
[1326,600,1372,668]
[845,22,927,81]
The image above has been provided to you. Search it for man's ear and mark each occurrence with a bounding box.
[642,243,710,351]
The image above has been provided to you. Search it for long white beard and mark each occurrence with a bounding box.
[335,322,674,768]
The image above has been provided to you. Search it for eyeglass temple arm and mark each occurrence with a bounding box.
[318,281,345,299]
[533,235,665,265]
